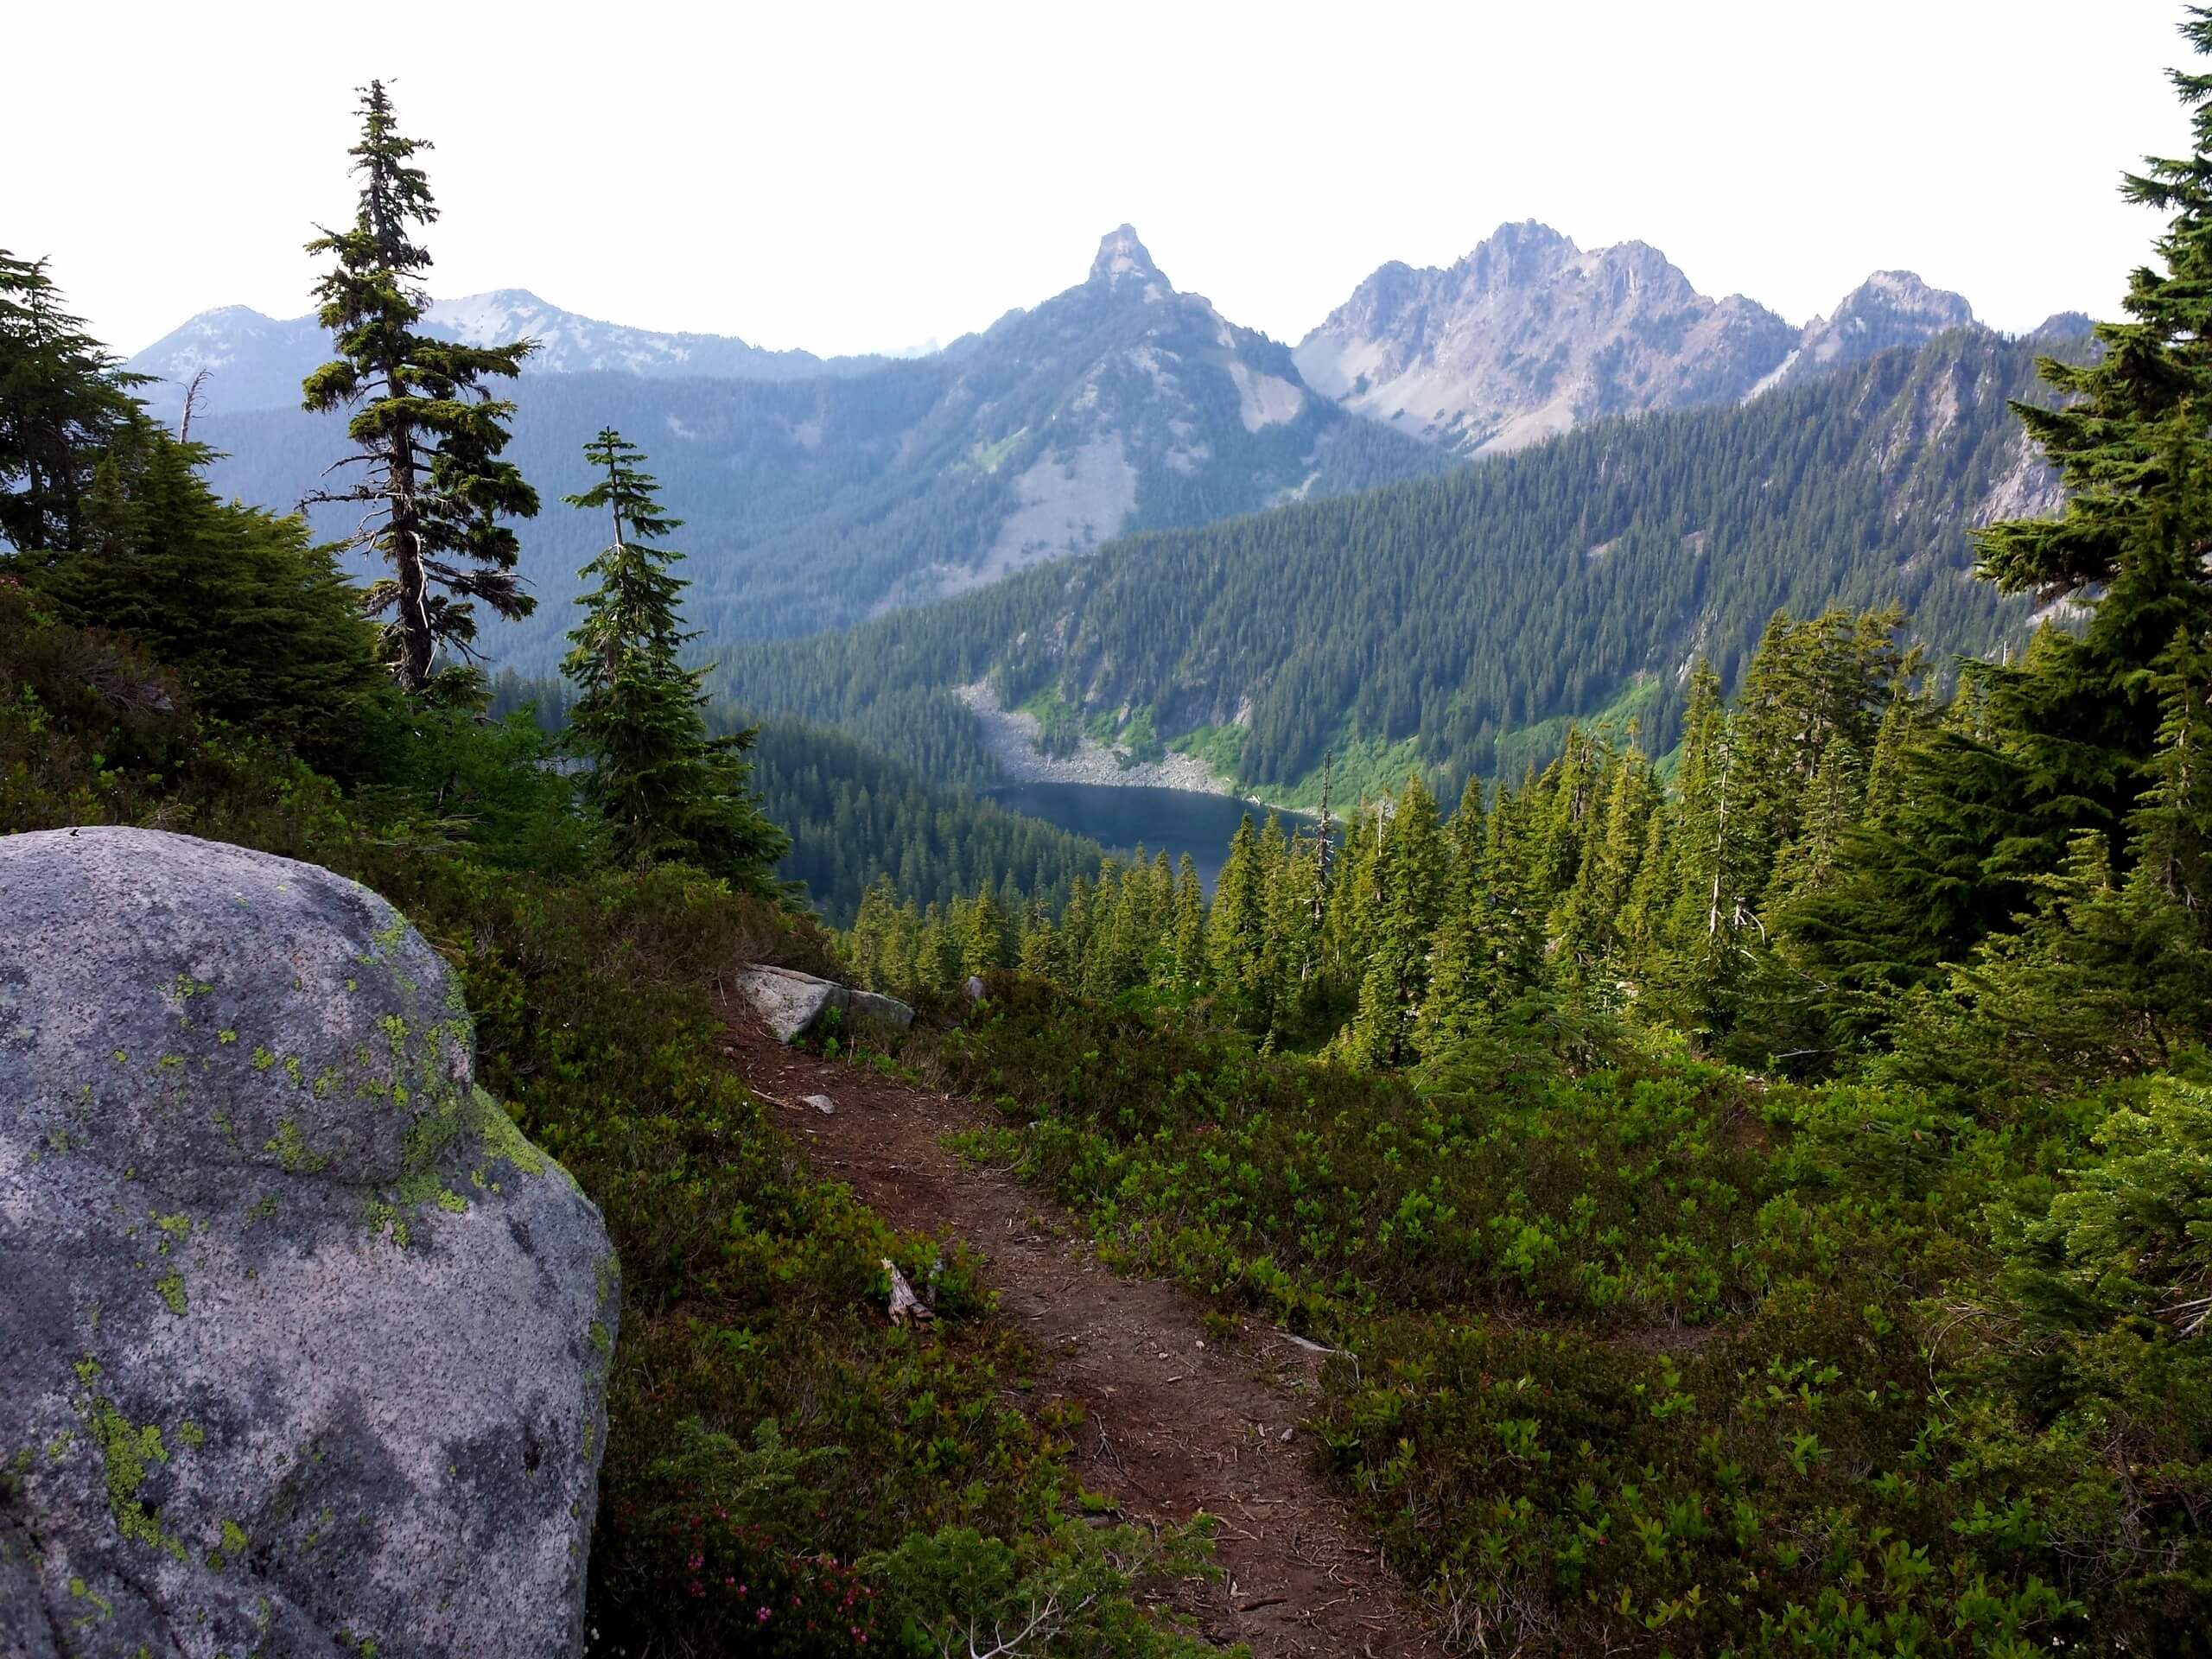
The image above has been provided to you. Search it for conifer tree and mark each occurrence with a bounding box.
[961,881,1007,978]
[1862,681,1928,828]
[560,428,786,888]
[1976,8,2212,607]
[1057,875,1095,985]
[1169,855,1206,988]
[0,251,147,553]
[1018,904,1056,982]
[849,876,899,990]
[1955,19,2212,874]
[1210,817,1265,1006]
[1324,798,1383,989]
[1473,782,1547,1006]
[1312,753,1338,928]
[302,81,539,690]
[1555,740,1652,995]
[1085,859,1142,997]
[1346,775,1446,1068]
[52,423,385,764]
[1445,775,1488,910]
[1652,663,1760,1033]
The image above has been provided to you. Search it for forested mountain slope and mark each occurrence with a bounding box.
[715,325,2081,798]
[179,229,1446,656]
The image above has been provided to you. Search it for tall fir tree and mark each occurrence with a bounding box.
[53,424,385,766]
[1650,662,1761,1034]
[1169,855,1206,989]
[302,81,539,690]
[560,428,786,889]
[1345,775,1446,1068]
[1209,816,1265,1007]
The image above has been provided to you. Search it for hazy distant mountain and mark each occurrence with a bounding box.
[127,289,881,418]
[182,227,1442,659]
[1294,222,1992,455]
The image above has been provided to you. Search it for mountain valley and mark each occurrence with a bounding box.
[715,320,2083,803]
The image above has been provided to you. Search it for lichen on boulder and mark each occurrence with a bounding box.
[0,827,620,1658]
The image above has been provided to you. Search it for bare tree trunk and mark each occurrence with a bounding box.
[1707,734,1734,940]
[603,446,626,685]
[387,421,433,691]
[176,368,211,443]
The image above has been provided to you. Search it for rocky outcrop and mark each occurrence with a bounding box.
[952,679,1229,793]
[736,964,915,1044]
[0,827,619,1659]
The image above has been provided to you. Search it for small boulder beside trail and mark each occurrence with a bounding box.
[737,962,914,1043]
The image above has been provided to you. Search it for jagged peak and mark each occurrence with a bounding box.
[1090,225,1166,289]
[1472,218,1576,253]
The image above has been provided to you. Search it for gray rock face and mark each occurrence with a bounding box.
[0,827,620,1659]
[1295,220,1798,454]
[1295,223,1988,455]
[736,964,914,1043]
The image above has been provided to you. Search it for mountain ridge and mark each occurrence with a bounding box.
[184,227,1445,652]
[1294,220,1993,454]
[130,289,888,416]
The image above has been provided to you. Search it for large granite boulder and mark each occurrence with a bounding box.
[0,828,620,1659]
[737,963,914,1044]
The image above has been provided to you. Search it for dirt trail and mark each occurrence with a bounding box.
[713,1002,1448,1659]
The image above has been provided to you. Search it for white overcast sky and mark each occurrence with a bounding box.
[5,1,2196,359]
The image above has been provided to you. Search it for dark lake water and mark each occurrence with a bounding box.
[985,782,1306,893]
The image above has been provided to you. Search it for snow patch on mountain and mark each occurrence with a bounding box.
[128,290,869,416]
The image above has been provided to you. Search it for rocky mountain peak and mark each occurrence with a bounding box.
[1777,270,1977,383]
[1090,224,1166,289]
[1295,222,1795,454]
[1299,229,2014,451]
[1832,270,1974,334]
